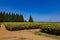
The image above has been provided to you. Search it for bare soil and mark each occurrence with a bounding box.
[0,24,57,40]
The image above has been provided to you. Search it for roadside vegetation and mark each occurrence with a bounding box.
[35,32,60,40]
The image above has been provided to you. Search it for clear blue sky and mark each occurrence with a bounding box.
[0,0,60,22]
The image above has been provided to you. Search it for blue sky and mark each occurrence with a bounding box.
[0,0,60,22]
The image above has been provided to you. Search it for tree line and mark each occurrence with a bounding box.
[0,11,34,22]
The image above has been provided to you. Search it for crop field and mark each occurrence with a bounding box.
[2,22,60,35]
[0,22,60,40]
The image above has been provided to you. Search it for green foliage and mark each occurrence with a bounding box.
[29,16,34,22]
[4,22,60,36]
[0,11,25,22]
[19,14,24,22]
[0,11,4,22]
[40,24,60,35]
[5,24,40,31]
[0,11,34,22]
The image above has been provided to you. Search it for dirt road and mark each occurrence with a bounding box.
[0,24,57,40]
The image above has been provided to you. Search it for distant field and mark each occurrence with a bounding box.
[2,22,60,25]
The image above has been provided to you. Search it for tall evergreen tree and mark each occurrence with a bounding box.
[29,16,34,22]
[5,13,9,22]
[19,14,24,22]
[8,12,12,22]
[15,14,19,22]
[11,13,15,22]
[3,11,6,22]
[0,11,25,22]
[0,11,3,22]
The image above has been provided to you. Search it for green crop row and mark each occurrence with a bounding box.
[3,22,60,35]
[40,24,60,35]
[5,24,40,31]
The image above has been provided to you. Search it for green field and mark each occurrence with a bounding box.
[0,22,60,40]
[1,22,60,36]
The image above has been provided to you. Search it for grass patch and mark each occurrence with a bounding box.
[35,32,60,40]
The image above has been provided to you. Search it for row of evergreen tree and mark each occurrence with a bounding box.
[0,11,34,22]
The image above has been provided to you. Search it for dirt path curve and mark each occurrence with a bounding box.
[0,24,57,40]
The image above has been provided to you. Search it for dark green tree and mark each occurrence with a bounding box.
[11,13,15,22]
[29,16,34,22]
[3,11,6,22]
[0,11,4,22]
[7,12,12,22]
[15,14,19,22]
[19,14,24,22]
[0,11,25,22]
